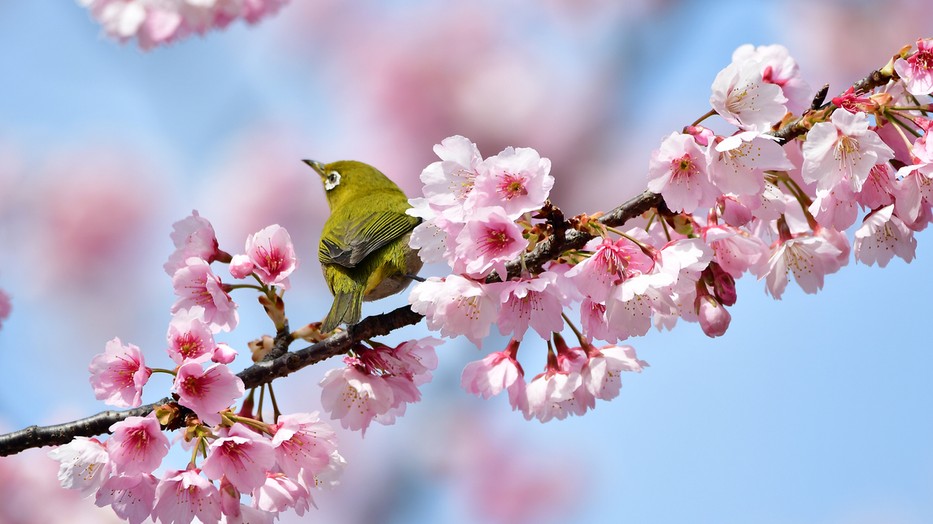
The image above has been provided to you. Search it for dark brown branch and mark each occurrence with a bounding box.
[0,305,423,456]
[772,68,893,145]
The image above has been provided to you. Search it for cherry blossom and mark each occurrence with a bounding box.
[894,38,933,95]
[495,273,565,340]
[172,362,245,425]
[469,146,554,217]
[95,473,157,524]
[578,342,647,403]
[202,423,276,493]
[171,257,239,332]
[710,58,788,131]
[106,415,170,476]
[757,231,844,299]
[565,236,653,303]
[252,472,311,516]
[802,110,894,194]
[319,362,395,435]
[453,206,527,278]
[163,210,220,276]
[854,204,917,267]
[647,132,717,213]
[416,134,483,219]
[732,43,812,113]
[409,275,499,347]
[48,437,112,498]
[88,337,151,408]
[709,131,793,196]
[166,306,216,364]
[241,224,298,290]
[271,412,340,486]
[152,467,221,524]
[461,339,525,400]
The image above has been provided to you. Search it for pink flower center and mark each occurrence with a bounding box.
[256,244,284,276]
[498,173,528,200]
[671,154,699,180]
[480,227,513,254]
[176,333,204,359]
[913,48,933,71]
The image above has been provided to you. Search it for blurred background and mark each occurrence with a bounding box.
[2,1,933,523]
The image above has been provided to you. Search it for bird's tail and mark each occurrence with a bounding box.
[321,288,363,332]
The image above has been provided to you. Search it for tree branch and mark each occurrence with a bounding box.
[0,305,424,456]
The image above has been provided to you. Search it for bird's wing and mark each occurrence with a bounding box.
[319,210,420,268]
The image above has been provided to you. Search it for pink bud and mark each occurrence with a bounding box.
[229,254,255,279]
[709,263,737,306]
[212,343,238,364]
[696,296,731,338]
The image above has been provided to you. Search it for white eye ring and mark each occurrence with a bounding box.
[325,171,341,191]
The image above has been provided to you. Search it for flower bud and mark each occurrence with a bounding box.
[696,295,731,338]
[229,254,254,279]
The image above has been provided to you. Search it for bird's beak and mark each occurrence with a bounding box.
[302,159,326,177]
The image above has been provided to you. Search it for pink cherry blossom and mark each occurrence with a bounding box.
[95,473,157,524]
[709,131,793,196]
[647,132,717,213]
[172,362,245,426]
[80,0,290,50]
[496,272,565,340]
[579,298,610,342]
[564,236,653,302]
[202,423,276,493]
[228,254,255,279]
[702,224,769,277]
[579,343,647,402]
[854,205,917,267]
[696,295,731,337]
[88,337,151,408]
[453,206,527,278]
[166,306,216,364]
[522,343,586,423]
[732,43,812,114]
[417,135,483,219]
[319,363,394,435]
[858,164,897,210]
[756,232,844,299]
[409,275,499,347]
[377,337,441,385]
[107,415,169,476]
[468,146,554,218]
[802,110,894,194]
[242,224,298,290]
[252,472,311,516]
[604,272,677,341]
[272,412,340,486]
[809,184,860,230]
[171,257,238,332]
[461,339,525,400]
[47,437,112,498]
[894,38,933,95]
[163,210,220,276]
[152,467,221,524]
[710,58,788,131]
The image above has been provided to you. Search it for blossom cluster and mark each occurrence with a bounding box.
[408,39,933,422]
[49,412,343,524]
[78,0,289,50]
[53,213,349,522]
[319,337,441,434]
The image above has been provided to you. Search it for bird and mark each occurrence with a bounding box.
[304,159,423,332]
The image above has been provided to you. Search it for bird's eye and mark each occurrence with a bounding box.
[325,171,341,191]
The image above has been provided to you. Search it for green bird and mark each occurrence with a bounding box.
[304,159,423,332]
